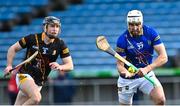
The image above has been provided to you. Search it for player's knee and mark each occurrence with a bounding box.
[31,92,42,104]
[155,96,166,105]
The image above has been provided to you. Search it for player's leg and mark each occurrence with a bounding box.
[21,79,42,105]
[139,71,165,105]
[150,85,165,105]
[117,76,139,105]
[14,90,29,105]
[15,74,42,105]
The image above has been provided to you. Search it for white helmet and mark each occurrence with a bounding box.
[127,10,143,24]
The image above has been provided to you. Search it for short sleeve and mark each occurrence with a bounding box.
[116,35,127,57]
[59,39,70,58]
[18,34,34,48]
[150,28,162,46]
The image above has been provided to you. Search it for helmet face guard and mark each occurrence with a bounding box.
[43,16,61,39]
[127,10,143,36]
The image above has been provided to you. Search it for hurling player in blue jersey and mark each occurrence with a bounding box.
[116,10,168,105]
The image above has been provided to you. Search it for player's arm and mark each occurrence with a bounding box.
[50,40,74,72]
[49,56,74,72]
[149,31,168,72]
[4,42,23,74]
[149,43,168,70]
[60,56,74,71]
[7,42,23,66]
[116,36,134,77]
[138,43,168,76]
[117,57,135,78]
[117,56,126,73]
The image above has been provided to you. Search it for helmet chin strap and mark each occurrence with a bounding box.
[45,32,57,39]
[44,24,60,39]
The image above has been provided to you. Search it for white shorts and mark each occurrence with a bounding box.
[117,71,161,104]
[16,74,42,95]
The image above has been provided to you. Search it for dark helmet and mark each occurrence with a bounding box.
[43,16,61,39]
[43,16,61,27]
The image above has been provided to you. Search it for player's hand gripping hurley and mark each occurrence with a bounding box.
[96,36,156,86]
[4,51,38,78]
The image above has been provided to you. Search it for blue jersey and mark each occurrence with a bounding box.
[116,25,162,68]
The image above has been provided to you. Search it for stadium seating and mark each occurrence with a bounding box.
[0,0,180,75]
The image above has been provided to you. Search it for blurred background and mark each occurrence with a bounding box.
[0,0,180,105]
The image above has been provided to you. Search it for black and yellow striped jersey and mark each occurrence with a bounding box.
[18,32,70,86]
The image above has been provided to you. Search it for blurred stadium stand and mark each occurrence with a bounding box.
[0,0,180,105]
